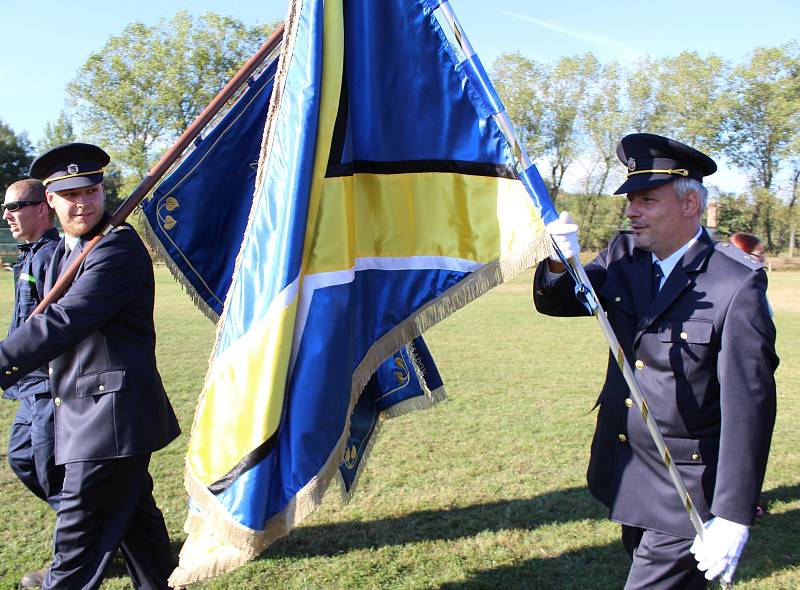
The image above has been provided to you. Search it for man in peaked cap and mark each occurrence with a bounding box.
[0,143,181,589]
[532,133,777,589]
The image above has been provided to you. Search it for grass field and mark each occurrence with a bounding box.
[0,267,798,589]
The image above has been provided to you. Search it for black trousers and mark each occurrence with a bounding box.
[622,525,707,590]
[43,454,175,590]
[7,393,64,509]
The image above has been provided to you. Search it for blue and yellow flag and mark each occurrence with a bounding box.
[140,40,444,500]
[170,0,554,584]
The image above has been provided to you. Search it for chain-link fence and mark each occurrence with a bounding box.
[1,227,18,268]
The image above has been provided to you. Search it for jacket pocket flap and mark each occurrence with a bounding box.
[75,370,126,398]
[664,436,719,465]
[658,319,713,344]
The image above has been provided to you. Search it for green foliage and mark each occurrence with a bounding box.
[491,52,548,161]
[650,52,727,153]
[558,191,628,250]
[66,12,278,179]
[715,192,755,237]
[102,164,126,214]
[0,119,33,190]
[38,112,77,153]
[542,54,600,203]
[625,55,664,134]
[491,44,800,256]
[492,53,601,203]
[713,187,799,254]
[1,268,799,588]
[577,62,631,239]
[39,15,800,255]
[719,42,800,190]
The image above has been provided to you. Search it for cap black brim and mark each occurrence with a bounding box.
[614,173,682,195]
[46,174,104,193]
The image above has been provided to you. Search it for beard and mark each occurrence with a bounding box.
[632,229,655,252]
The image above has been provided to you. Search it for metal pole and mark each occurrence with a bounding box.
[567,259,705,537]
[30,23,285,318]
[430,0,729,577]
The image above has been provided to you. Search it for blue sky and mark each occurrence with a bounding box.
[1,0,798,191]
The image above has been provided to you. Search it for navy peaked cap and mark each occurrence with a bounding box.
[614,133,716,195]
[30,143,110,193]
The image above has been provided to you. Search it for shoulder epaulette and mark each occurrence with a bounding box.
[715,242,764,270]
[110,224,133,234]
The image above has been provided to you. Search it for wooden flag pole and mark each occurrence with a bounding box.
[30,22,285,317]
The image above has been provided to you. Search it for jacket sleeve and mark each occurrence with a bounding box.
[31,247,51,301]
[711,268,778,525]
[0,230,150,389]
[533,249,610,317]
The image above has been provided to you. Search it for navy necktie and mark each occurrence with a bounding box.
[652,260,664,299]
[59,243,81,277]
[58,245,71,276]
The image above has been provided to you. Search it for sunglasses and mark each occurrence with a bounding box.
[1,200,45,212]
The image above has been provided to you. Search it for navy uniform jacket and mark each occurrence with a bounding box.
[0,221,180,464]
[533,229,778,539]
[4,227,60,401]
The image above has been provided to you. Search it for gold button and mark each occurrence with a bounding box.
[634,360,644,369]
[680,331,688,340]
[625,398,634,408]
[618,434,628,443]
[11,366,18,372]
[54,397,61,406]
[98,385,105,392]
[691,452,701,461]
[4,370,11,376]
[614,296,621,302]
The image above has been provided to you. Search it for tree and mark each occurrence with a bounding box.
[787,149,800,257]
[625,55,666,135]
[0,119,34,190]
[492,52,548,162]
[66,12,278,187]
[579,61,631,244]
[540,54,600,203]
[718,42,800,248]
[492,53,599,204]
[651,52,728,153]
[38,112,77,153]
[715,191,755,238]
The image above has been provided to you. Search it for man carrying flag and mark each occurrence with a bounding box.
[534,133,778,589]
[0,143,180,589]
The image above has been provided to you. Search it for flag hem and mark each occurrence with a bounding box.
[338,339,448,504]
[140,217,221,323]
[169,231,549,587]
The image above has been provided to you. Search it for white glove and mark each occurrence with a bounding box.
[690,516,749,585]
[546,211,580,262]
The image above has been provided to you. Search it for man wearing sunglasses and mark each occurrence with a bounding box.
[2,179,64,587]
[0,143,180,589]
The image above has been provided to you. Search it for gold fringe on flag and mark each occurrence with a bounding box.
[168,230,550,587]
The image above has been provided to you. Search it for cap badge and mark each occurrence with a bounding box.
[627,157,636,172]
[66,163,79,175]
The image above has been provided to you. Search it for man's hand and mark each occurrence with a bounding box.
[546,211,579,272]
[690,516,749,585]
